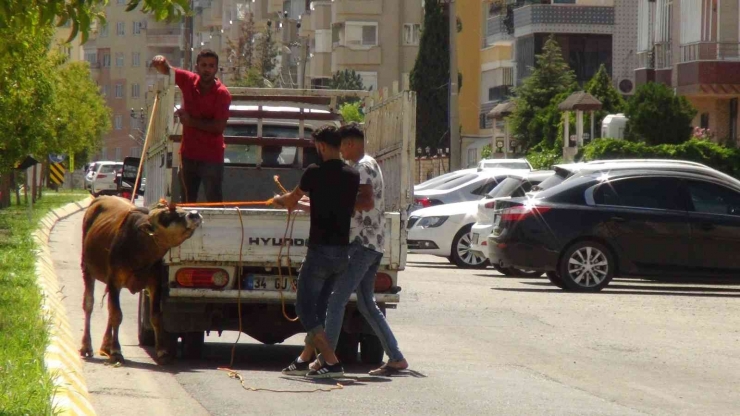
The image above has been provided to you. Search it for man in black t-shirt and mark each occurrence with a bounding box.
[272,125,359,379]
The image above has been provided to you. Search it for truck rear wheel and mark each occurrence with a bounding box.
[181,332,205,360]
[335,331,359,364]
[360,334,384,365]
[137,292,155,347]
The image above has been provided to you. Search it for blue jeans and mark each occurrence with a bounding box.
[295,245,350,337]
[325,242,405,362]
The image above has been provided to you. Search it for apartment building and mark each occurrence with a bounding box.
[299,0,422,92]
[635,0,740,143]
[53,22,86,63]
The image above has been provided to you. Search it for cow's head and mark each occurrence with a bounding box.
[140,199,202,248]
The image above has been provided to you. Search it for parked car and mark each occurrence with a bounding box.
[414,168,477,193]
[84,161,103,191]
[477,158,532,171]
[470,170,555,276]
[408,200,488,268]
[487,167,740,292]
[411,169,514,212]
[90,161,123,196]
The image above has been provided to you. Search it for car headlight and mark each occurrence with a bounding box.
[417,216,448,228]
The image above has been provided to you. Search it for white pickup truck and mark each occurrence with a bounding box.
[137,82,416,364]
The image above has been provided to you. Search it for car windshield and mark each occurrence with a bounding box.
[433,173,480,191]
[531,172,567,192]
[223,124,314,166]
[486,177,522,198]
[480,161,530,170]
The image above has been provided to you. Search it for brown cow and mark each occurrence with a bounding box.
[80,196,202,365]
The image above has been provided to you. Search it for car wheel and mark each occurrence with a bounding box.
[450,225,489,269]
[558,241,614,292]
[181,332,205,360]
[335,330,359,364]
[359,334,384,365]
[546,271,568,290]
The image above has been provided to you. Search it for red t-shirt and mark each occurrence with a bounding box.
[174,68,232,163]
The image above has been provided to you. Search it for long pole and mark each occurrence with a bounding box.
[448,0,461,171]
[132,93,160,202]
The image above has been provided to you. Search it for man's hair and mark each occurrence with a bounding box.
[312,125,341,148]
[337,122,364,141]
[196,49,219,66]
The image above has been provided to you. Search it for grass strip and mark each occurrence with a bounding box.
[0,190,90,416]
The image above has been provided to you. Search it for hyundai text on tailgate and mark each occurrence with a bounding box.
[138,82,416,363]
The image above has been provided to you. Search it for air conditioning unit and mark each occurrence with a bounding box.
[618,78,634,95]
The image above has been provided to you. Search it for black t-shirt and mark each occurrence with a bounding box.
[299,159,360,246]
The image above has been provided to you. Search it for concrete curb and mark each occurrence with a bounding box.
[33,197,96,416]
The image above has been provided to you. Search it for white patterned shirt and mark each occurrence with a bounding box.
[349,154,385,253]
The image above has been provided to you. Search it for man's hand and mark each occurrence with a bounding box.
[176,109,192,126]
[151,55,171,75]
[297,195,311,212]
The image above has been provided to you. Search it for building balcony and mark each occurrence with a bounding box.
[299,13,313,36]
[332,0,383,21]
[309,52,332,79]
[677,42,740,96]
[146,28,183,48]
[311,2,332,31]
[513,4,614,37]
[195,0,222,28]
[332,45,381,69]
[485,15,514,47]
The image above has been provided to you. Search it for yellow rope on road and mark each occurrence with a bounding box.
[217,368,345,393]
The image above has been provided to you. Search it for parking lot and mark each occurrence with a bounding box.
[53,206,740,416]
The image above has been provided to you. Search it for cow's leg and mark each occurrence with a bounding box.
[149,283,171,364]
[100,284,125,364]
[79,265,95,358]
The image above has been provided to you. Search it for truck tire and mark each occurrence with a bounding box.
[137,292,155,347]
[335,331,359,364]
[360,334,384,365]
[181,332,205,360]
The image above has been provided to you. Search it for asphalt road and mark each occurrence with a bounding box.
[52,210,740,416]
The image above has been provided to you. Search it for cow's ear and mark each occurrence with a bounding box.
[139,222,156,236]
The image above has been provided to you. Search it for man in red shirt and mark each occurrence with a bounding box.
[151,49,232,202]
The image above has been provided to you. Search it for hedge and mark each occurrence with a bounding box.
[580,138,740,178]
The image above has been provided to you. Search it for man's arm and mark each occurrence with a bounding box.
[355,184,374,212]
[272,186,306,210]
[178,113,227,134]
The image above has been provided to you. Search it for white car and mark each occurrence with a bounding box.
[407,200,486,268]
[410,169,514,212]
[91,161,123,196]
[414,168,477,193]
[477,158,533,171]
[84,162,104,191]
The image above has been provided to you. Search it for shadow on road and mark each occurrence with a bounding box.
[494,280,740,298]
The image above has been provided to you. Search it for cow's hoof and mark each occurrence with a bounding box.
[155,350,174,365]
[79,346,94,358]
[106,352,125,366]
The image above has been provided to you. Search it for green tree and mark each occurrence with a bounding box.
[330,69,365,91]
[509,35,577,151]
[339,102,364,123]
[411,0,450,151]
[256,26,278,83]
[0,0,190,43]
[584,64,626,138]
[625,82,697,145]
[226,12,258,86]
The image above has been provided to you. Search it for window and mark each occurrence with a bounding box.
[115,52,124,67]
[435,174,479,191]
[117,22,125,36]
[357,71,378,92]
[467,148,478,167]
[101,84,109,97]
[593,177,685,211]
[133,21,143,35]
[344,22,378,47]
[114,148,122,161]
[686,180,740,216]
[131,83,140,98]
[315,30,332,53]
[100,148,108,160]
[102,53,111,67]
[114,115,123,130]
[85,51,97,65]
[132,52,140,67]
[115,84,123,98]
[472,177,506,196]
[700,113,709,129]
[130,147,142,157]
[100,23,109,37]
[403,23,421,45]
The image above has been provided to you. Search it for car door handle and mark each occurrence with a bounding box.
[610,216,627,223]
[700,222,715,231]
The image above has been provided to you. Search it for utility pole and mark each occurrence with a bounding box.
[448,0,461,171]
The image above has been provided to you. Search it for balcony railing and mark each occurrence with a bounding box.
[681,42,740,63]
[654,43,672,69]
[636,50,654,69]
[147,28,182,36]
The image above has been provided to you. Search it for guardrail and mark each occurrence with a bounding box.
[681,42,740,63]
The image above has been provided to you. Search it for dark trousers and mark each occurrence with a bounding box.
[180,158,224,203]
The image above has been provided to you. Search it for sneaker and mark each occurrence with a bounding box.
[282,359,310,376]
[306,361,344,379]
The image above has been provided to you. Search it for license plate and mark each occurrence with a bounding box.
[493,214,501,228]
[472,233,479,244]
[245,274,298,291]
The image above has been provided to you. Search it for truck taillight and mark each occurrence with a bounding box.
[374,273,393,293]
[176,268,229,289]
